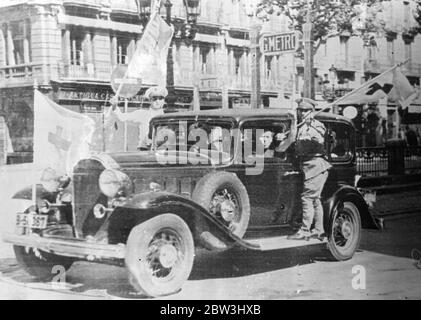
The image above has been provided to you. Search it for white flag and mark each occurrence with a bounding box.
[337,66,417,108]
[126,13,174,86]
[33,90,95,174]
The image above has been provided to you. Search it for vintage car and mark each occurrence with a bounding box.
[3,109,381,297]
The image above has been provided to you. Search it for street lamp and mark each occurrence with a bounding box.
[303,0,314,99]
[328,64,337,89]
[135,0,201,110]
[321,64,338,104]
[244,1,262,109]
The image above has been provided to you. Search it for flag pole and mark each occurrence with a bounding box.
[32,80,38,207]
[114,0,163,100]
[124,99,129,151]
[311,59,410,118]
[283,59,410,135]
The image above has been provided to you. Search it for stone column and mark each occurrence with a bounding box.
[385,31,397,65]
[0,27,6,67]
[6,24,15,66]
[111,36,117,67]
[219,26,229,110]
[84,33,94,75]
[62,29,71,64]
[23,19,30,64]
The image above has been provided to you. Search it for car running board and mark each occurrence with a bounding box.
[244,235,327,251]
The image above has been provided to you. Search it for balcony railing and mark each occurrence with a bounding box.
[364,59,421,76]
[334,57,361,71]
[58,62,113,81]
[0,60,288,95]
[179,70,288,94]
[0,63,48,87]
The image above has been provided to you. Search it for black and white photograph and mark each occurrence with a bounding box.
[0,0,420,301]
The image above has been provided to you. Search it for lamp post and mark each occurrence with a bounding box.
[303,0,314,99]
[136,0,201,111]
[244,1,262,109]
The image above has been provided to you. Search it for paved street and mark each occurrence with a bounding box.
[0,214,420,299]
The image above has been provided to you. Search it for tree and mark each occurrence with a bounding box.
[256,0,386,52]
[406,0,421,37]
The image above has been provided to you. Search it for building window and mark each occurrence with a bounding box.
[264,55,273,79]
[117,37,130,65]
[233,49,243,76]
[6,101,33,154]
[111,35,134,66]
[200,46,211,74]
[70,33,83,66]
[3,20,31,65]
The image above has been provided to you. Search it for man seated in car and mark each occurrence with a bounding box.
[258,130,276,158]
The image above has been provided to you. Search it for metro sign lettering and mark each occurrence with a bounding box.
[261,32,300,55]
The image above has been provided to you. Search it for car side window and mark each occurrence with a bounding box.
[325,122,354,162]
[241,120,292,162]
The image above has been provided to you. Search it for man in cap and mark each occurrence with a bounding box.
[287,98,332,240]
[107,86,167,150]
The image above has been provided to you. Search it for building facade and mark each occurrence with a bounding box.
[0,0,420,163]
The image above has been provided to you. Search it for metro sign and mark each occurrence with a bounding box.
[261,32,301,55]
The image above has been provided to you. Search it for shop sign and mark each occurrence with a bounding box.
[233,97,251,109]
[59,91,144,103]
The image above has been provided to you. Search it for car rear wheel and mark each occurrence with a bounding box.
[13,246,74,281]
[327,201,362,261]
[192,172,250,238]
[125,214,194,297]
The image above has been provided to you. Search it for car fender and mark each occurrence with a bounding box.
[107,191,256,251]
[324,185,381,231]
[11,184,61,207]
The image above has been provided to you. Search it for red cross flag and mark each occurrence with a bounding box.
[335,65,417,108]
[126,13,174,87]
[33,90,95,174]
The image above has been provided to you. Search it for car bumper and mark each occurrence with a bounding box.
[2,233,126,262]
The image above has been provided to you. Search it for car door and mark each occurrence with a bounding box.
[236,119,301,229]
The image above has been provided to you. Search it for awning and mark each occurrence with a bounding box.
[226,37,250,47]
[194,33,222,44]
[57,14,143,34]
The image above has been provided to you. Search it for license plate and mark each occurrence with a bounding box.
[16,213,48,229]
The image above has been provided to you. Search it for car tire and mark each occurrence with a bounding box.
[13,246,74,281]
[125,214,194,297]
[192,171,251,238]
[327,201,362,261]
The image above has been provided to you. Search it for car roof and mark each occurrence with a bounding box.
[152,108,354,126]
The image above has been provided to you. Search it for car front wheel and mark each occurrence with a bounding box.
[327,201,362,261]
[125,214,194,297]
[192,171,250,238]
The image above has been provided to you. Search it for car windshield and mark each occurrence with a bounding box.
[152,120,235,164]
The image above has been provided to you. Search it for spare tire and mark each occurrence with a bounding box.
[192,171,250,238]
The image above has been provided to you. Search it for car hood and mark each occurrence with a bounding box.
[89,150,220,170]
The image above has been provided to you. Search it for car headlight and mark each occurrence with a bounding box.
[40,168,61,193]
[99,169,131,198]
